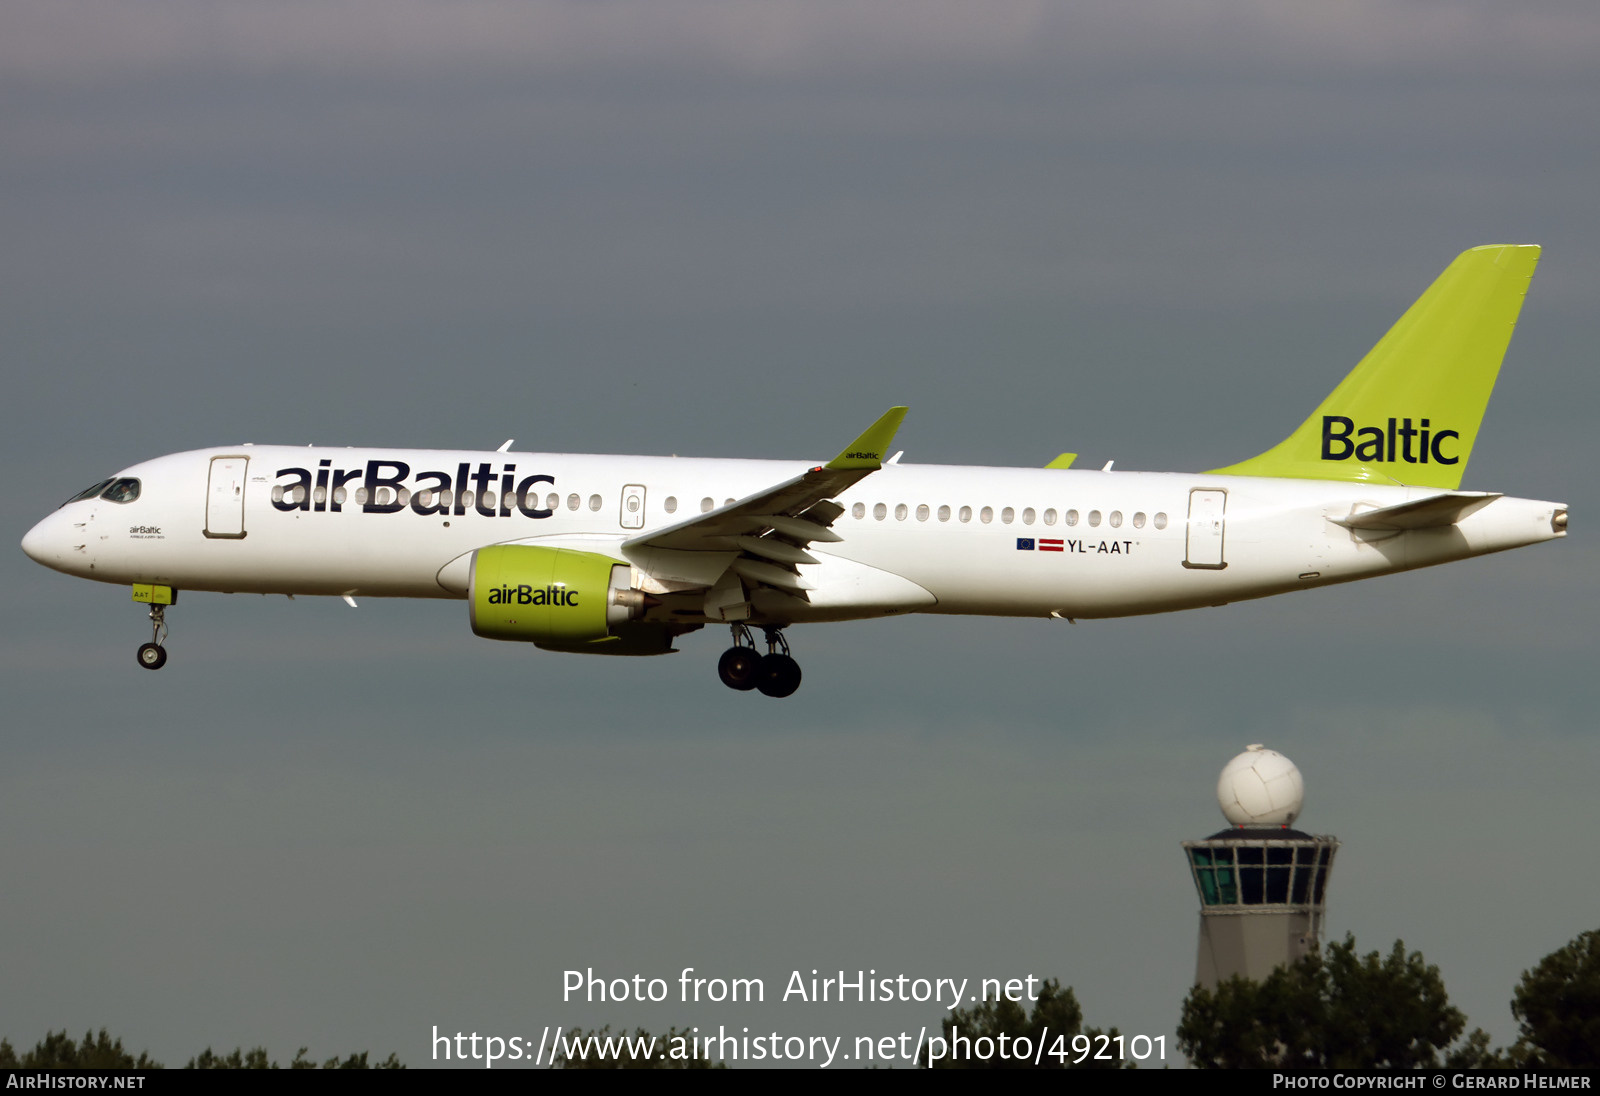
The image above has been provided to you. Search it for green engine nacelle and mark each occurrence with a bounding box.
[469,545,657,651]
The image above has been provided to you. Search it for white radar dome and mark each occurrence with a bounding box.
[1217,744,1304,826]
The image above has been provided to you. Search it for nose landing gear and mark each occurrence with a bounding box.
[131,584,176,670]
[137,603,168,670]
[716,624,803,698]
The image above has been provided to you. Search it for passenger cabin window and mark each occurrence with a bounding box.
[938,505,951,522]
[664,496,678,514]
[852,502,866,519]
[959,506,972,523]
[1065,509,1079,526]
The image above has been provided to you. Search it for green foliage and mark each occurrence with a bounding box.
[556,1026,725,1069]
[188,1047,275,1069]
[1444,1027,1508,1069]
[1507,928,1600,1067]
[920,978,1132,1069]
[0,1030,400,1070]
[188,1046,403,1069]
[0,1029,161,1069]
[1179,936,1482,1069]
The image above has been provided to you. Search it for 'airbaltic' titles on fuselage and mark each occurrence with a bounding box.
[486,584,578,606]
[1321,416,1460,465]
[272,460,555,518]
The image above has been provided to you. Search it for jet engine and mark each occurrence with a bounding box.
[468,545,662,652]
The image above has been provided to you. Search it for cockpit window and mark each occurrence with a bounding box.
[101,478,141,503]
[62,479,114,506]
[60,477,141,507]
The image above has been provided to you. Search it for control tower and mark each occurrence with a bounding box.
[1181,745,1339,988]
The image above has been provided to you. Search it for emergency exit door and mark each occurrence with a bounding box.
[620,484,646,530]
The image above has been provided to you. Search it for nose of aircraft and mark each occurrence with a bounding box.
[21,509,78,572]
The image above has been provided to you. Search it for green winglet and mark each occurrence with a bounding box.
[1209,245,1540,489]
[1045,452,1077,470]
[826,406,908,470]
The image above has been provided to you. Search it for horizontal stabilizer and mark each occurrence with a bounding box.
[1332,492,1501,530]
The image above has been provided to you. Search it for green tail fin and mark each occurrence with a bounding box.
[1209,245,1540,489]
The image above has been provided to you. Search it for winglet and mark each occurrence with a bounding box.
[1045,452,1077,470]
[826,406,908,470]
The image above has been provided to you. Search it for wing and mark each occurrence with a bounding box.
[621,407,907,619]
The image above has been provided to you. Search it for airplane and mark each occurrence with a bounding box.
[21,245,1568,697]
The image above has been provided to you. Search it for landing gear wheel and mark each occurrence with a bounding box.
[755,653,802,698]
[717,647,761,691]
[139,599,171,670]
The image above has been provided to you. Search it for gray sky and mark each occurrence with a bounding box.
[4,0,1597,1068]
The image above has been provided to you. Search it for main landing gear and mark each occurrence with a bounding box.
[717,624,802,698]
[137,602,169,671]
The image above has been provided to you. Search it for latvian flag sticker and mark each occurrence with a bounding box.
[1017,538,1065,552]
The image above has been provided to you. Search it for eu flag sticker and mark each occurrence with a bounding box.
[1016,538,1035,550]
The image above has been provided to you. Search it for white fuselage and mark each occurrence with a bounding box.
[22,445,1568,627]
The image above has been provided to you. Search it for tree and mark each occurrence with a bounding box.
[920,979,1132,1069]
[188,1046,404,1069]
[188,1047,275,1069]
[0,1029,161,1069]
[0,1031,401,1069]
[1507,928,1600,1067]
[1179,935,1488,1068]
